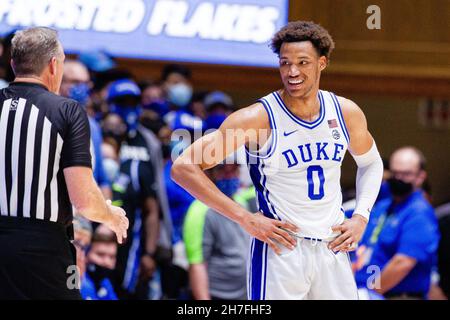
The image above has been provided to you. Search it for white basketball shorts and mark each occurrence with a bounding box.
[247,237,359,300]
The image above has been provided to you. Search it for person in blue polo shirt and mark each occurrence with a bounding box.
[354,146,440,299]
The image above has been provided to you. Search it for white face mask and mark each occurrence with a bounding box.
[167,83,193,107]
[103,158,120,183]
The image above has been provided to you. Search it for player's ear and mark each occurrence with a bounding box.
[319,56,327,71]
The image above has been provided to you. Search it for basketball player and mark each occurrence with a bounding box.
[171,21,383,299]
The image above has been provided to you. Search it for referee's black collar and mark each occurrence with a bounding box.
[9,81,49,91]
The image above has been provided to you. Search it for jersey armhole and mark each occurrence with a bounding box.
[245,98,277,159]
[329,92,350,144]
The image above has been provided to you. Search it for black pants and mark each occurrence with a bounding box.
[0,217,81,300]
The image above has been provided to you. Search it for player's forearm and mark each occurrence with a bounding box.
[189,263,211,300]
[375,255,416,294]
[352,142,383,221]
[171,161,248,224]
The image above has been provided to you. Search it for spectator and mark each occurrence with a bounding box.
[183,159,250,300]
[0,31,15,83]
[60,59,111,199]
[140,80,169,119]
[102,140,121,184]
[203,90,233,132]
[73,215,93,280]
[161,64,193,110]
[161,64,203,134]
[354,146,440,299]
[82,229,119,300]
[106,79,171,299]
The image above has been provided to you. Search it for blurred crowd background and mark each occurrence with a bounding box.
[0,0,449,301]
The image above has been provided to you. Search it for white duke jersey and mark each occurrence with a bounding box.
[246,90,350,240]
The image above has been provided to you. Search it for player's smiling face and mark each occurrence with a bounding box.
[279,41,327,98]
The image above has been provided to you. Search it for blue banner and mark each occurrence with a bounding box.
[0,0,289,67]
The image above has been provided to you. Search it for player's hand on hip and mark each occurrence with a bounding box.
[105,200,129,244]
[242,212,299,255]
[328,214,368,253]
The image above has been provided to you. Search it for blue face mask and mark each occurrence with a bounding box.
[110,104,141,134]
[68,83,90,106]
[215,178,240,198]
[167,83,193,108]
[103,158,120,183]
[143,100,170,117]
[204,113,227,131]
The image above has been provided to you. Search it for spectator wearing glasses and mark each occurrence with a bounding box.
[354,146,440,299]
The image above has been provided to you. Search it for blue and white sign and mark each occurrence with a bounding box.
[0,0,288,67]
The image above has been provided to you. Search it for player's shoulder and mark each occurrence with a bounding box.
[334,95,362,114]
[333,94,366,125]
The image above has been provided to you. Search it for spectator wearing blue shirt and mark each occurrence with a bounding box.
[81,227,119,300]
[354,147,440,299]
[60,60,111,198]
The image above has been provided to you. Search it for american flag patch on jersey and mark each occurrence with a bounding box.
[328,119,338,128]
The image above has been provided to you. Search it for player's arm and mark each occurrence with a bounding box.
[329,97,383,252]
[171,103,298,254]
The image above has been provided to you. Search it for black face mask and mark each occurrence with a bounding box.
[388,177,414,197]
[86,263,115,286]
[161,143,172,159]
[103,130,126,146]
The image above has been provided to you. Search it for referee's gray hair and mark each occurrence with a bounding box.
[11,27,62,77]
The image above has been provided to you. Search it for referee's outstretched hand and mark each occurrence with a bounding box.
[105,200,129,244]
[241,212,299,255]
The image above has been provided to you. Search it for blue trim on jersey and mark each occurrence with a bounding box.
[248,159,272,218]
[245,97,278,159]
[248,238,255,300]
[251,239,264,300]
[261,162,281,220]
[263,243,268,300]
[273,91,326,129]
[330,92,350,143]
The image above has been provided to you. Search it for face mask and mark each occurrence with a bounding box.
[109,104,141,134]
[68,83,90,106]
[141,117,164,135]
[161,143,172,159]
[143,100,170,117]
[167,83,193,108]
[388,177,414,197]
[215,178,240,197]
[103,158,119,183]
[204,113,227,131]
[86,263,114,285]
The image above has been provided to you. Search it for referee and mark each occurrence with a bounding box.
[0,27,129,299]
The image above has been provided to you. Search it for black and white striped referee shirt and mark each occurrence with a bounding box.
[0,82,91,226]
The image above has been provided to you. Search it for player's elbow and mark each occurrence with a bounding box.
[171,157,193,184]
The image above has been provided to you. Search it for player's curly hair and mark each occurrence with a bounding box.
[271,21,335,61]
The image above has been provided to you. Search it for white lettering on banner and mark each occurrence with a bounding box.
[147,0,280,43]
[0,0,281,44]
[0,0,146,33]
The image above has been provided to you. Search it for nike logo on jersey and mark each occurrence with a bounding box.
[283,129,299,137]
